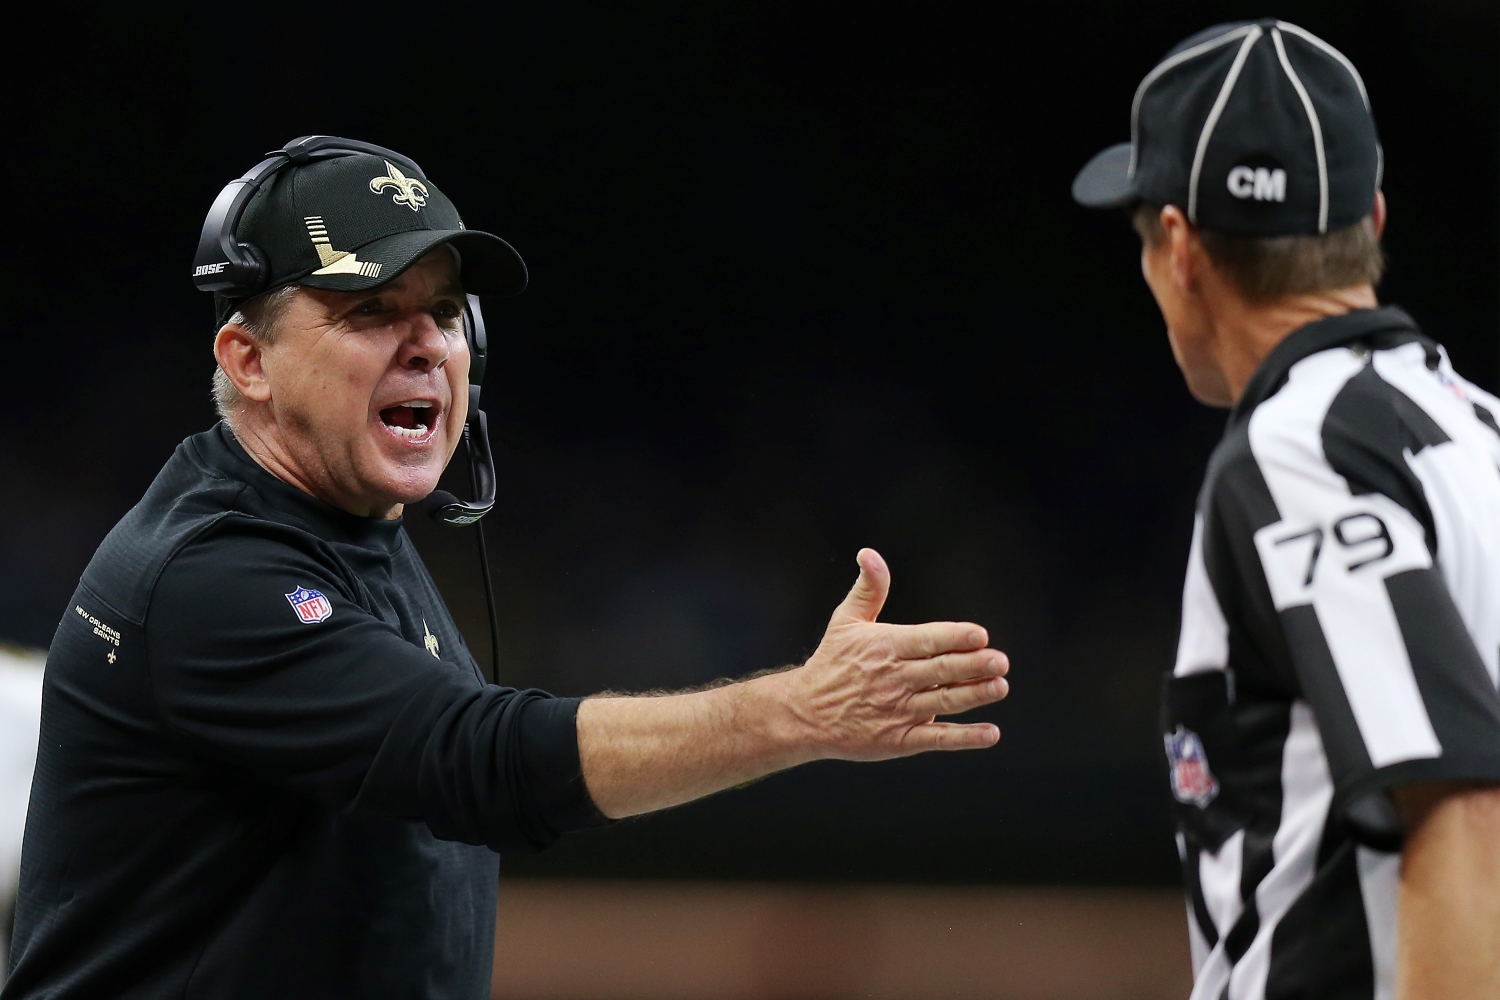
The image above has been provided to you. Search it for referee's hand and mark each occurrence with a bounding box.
[780,547,1008,759]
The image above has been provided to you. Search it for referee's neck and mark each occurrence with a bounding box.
[1208,282,1379,406]
[1145,196,1388,409]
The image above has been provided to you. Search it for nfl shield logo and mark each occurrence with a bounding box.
[285,587,333,624]
[1164,724,1219,808]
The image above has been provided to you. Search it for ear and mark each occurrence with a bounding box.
[1159,205,1198,293]
[1372,190,1387,240]
[214,324,272,403]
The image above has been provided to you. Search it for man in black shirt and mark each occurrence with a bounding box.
[4,140,1011,999]
[1073,19,1500,1000]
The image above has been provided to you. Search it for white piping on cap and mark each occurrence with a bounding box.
[1279,21,1381,209]
[1276,21,1370,110]
[1187,26,1264,224]
[1128,24,1259,178]
[1272,28,1329,233]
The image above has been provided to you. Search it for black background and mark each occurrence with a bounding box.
[2,2,1494,884]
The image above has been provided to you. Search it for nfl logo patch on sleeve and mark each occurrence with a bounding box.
[1164,725,1219,808]
[285,587,333,624]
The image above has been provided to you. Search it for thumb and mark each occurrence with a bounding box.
[829,548,889,625]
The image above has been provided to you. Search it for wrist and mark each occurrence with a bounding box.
[736,668,822,769]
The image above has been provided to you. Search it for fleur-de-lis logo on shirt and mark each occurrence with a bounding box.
[369,160,429,211]
[422,619,440,658]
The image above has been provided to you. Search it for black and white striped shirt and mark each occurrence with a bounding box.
[1163,306,1500,1000]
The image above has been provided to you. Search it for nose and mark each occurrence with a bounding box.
[397,312,452,373]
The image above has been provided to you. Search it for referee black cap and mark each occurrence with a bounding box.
[1072,20,1382,237]
[207,143,527,324]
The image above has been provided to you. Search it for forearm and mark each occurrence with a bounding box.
[576,672,812,819]
[1396,783,1500,1000]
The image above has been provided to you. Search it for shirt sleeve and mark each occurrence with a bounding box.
[144,518,604,853]
[1226,381,1500,826]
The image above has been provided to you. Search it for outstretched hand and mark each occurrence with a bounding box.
[778,548,1008,759]
[576,547,1009,818]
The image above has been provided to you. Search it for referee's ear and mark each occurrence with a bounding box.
[829,548,890,625]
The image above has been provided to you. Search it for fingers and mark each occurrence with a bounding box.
[907,676,1008,718]
[903,721,1001,752]
[905,649,1009,689]
[886,620,989,659]
[828,548,890,626]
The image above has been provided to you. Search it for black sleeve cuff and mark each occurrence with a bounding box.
[516,694,612,837]
[1336,751,1500,850]
[368,678,612,855]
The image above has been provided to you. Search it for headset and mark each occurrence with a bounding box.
[194,136,504,679]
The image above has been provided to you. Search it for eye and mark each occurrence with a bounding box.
[352,297,388,316]
[432,300,464,325]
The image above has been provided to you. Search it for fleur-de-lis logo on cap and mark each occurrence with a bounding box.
[369,160,430,212]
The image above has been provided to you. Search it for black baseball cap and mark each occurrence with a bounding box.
[203,140,527,323]
[1072,19,1381,237]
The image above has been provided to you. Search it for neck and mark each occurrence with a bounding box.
[1211,284,1379,404]
[224,412,403,520]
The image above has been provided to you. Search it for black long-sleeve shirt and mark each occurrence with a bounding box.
[4,424,600,999]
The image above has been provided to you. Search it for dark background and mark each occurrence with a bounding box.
[2,2,1494,885]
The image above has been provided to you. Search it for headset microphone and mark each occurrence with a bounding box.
[414,298,503,678]
[410,295,503,684]
[422,294,497,525]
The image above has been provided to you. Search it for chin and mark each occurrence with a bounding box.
[386,465,448,505]
[1184,374,1234,409]
[358,450,449,509]
[1168,337,1233,408]
[363,421,456,498]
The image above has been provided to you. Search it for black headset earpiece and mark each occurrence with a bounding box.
[192,153,286,296]
[466,292,488,392]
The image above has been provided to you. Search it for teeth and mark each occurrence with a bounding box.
[379,401,436,442]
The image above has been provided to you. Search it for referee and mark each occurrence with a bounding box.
[1074,19,1500,1000]
[3,140,1010,999]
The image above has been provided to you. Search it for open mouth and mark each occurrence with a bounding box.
[378,400,440,442]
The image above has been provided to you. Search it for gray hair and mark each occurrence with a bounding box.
[212,284,300,421]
